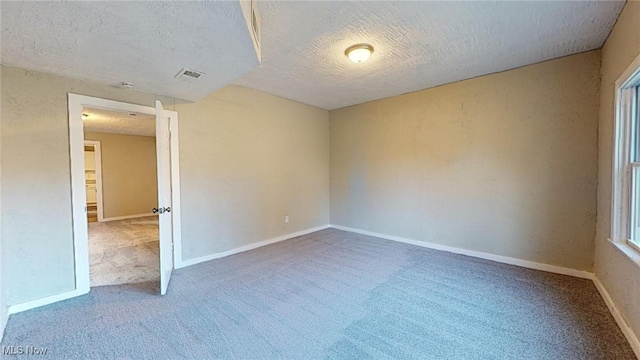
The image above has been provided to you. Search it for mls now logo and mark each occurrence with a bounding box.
[2,345,48,355]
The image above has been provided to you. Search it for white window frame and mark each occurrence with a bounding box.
[611,52,640,254]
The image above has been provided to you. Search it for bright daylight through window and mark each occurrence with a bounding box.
[613,56,640,253]
[628,85,640,251]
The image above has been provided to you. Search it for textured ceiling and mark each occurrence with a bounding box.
[1,1,259,102]
[83,108,155,137]
[234,1,625,110]
[1,1,625,110]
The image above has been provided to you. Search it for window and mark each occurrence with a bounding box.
[612,54,640,252]
[626,86,640,251]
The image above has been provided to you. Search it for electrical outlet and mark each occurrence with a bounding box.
[284,215,289,223]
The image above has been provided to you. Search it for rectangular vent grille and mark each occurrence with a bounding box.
[183,70,201,79]
[175,68,205,82]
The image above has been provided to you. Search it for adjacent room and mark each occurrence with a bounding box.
[1,1,639,359]
[82,108,160,288]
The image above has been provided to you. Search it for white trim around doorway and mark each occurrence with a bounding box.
[67,94,183,297]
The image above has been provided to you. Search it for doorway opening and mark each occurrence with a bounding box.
[84,141,101,223]
[68,94,182,296]
[83,108,160,287]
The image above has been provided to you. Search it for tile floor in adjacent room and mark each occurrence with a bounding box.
[89,216,159,287]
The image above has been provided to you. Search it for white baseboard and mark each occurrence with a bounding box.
[176,225,331,269]
[8,225,332,315]
[4,223,638,358]
[100,213,157,222]
[593,277,640,358]
[330,224,593,279]
[330,225,640,355]
[7,288,88,316]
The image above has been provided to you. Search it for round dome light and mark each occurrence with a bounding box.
[345,44,374,63]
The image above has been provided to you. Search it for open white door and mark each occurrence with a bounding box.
[156,100,173,295]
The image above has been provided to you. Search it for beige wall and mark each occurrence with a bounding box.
[1,66,172,305]
[0,67,329,305]
[2,15,633,335]
[174,85,330,260]
[0,65,5,341]
[84,132,158,219]
[330,51,601,271]
[595,1,640,342]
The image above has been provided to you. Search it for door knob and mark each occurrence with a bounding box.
[152,207,170,214]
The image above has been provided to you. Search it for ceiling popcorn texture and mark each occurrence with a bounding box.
[0,1,625,109]
[83,108,156,137]
[0,1,260,102]
[233,1,625,110]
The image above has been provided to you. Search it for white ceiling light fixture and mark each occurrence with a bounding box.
[345,43,374,63]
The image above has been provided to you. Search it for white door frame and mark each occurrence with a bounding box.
[83,140,104,222]
[68,93,183,293]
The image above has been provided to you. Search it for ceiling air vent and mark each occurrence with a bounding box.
[175,68,204,83]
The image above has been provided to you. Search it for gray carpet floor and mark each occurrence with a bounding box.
[1,229,635,359]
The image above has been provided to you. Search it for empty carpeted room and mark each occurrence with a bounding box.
[1,1,640,359]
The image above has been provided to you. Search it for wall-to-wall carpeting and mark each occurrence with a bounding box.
[1,229,634,359]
